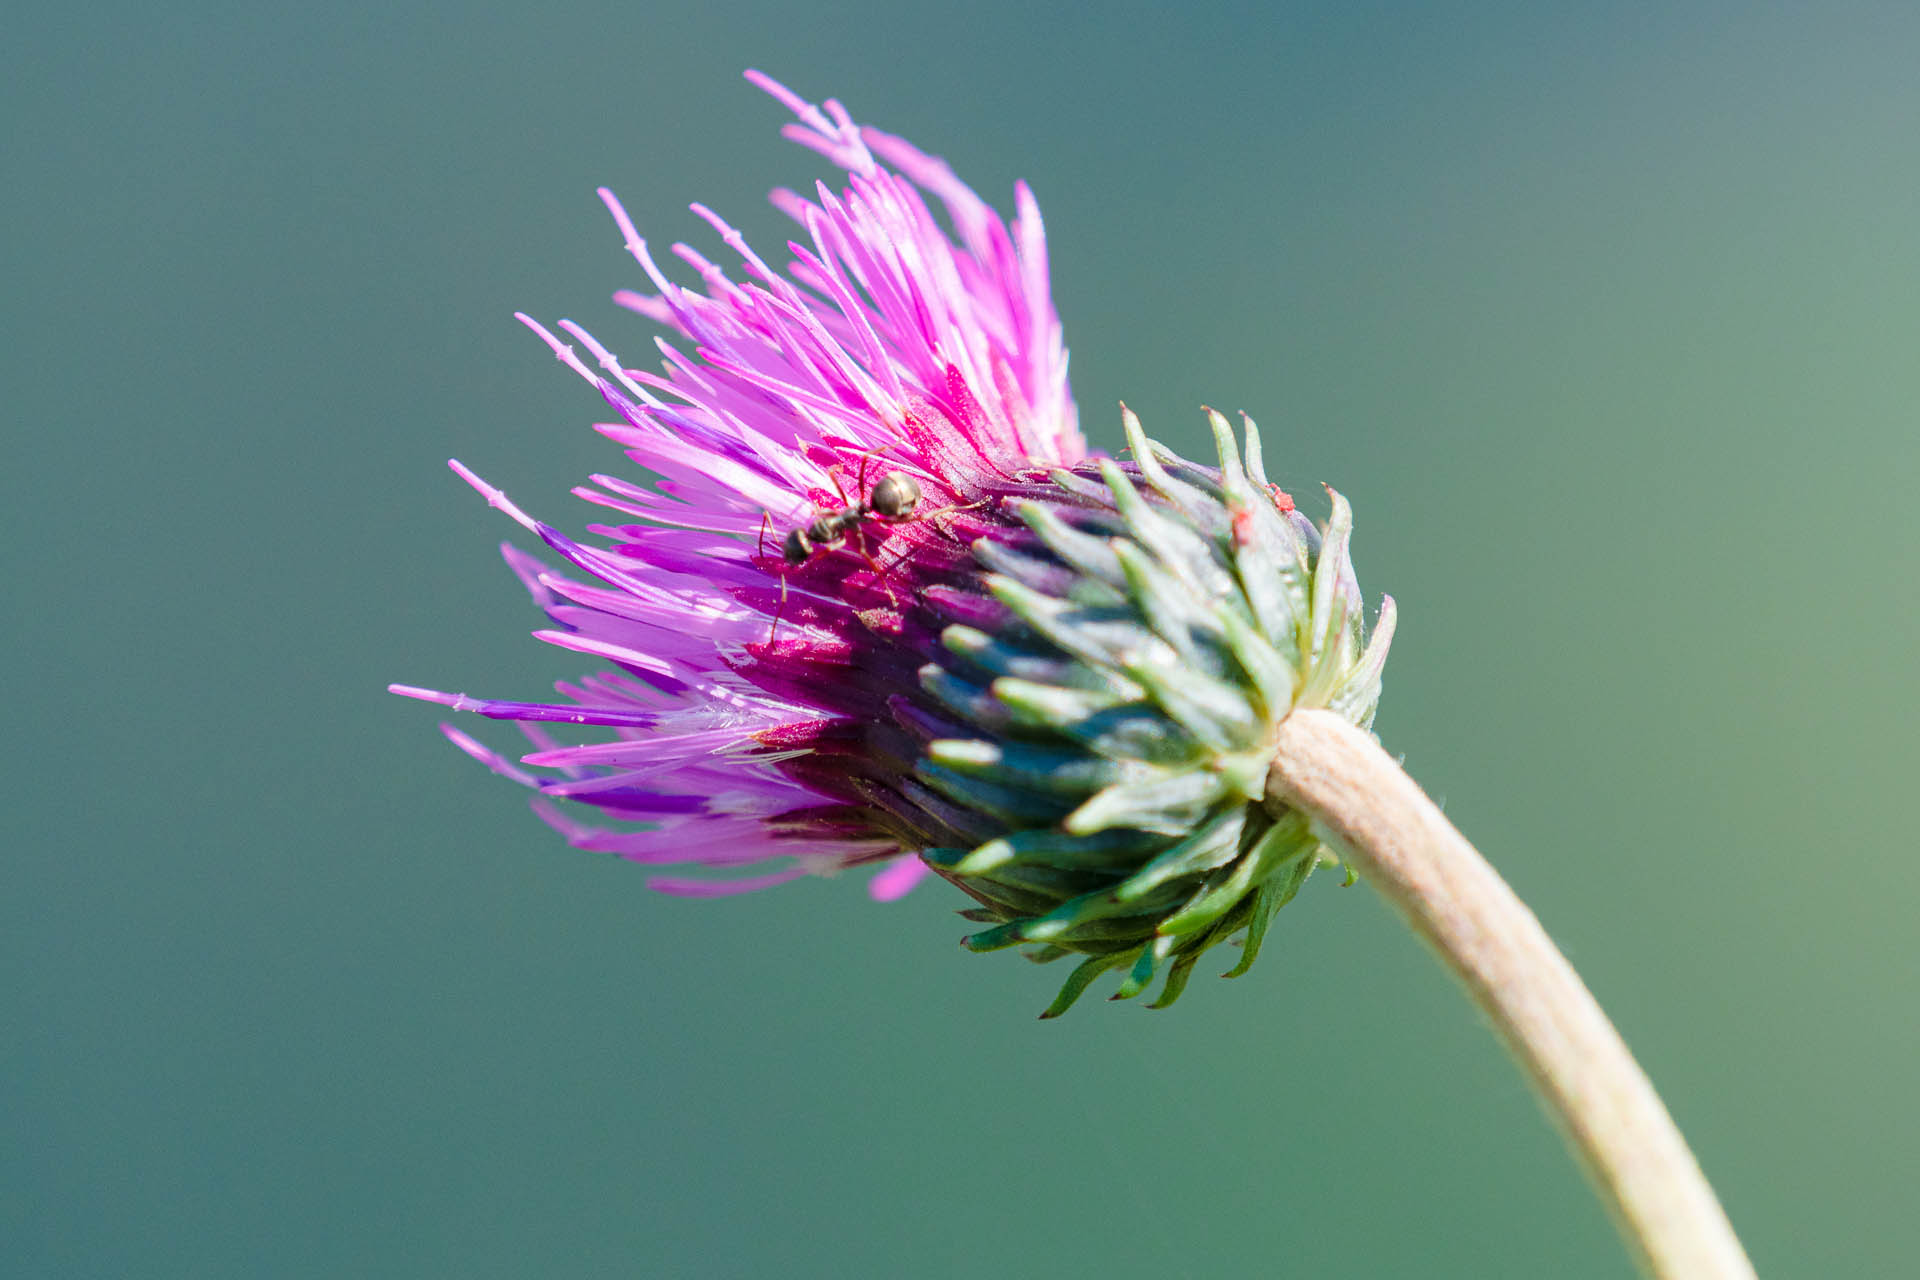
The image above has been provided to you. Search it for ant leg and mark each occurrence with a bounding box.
[758,513,801,645]
[832,443,900,509]
[875,541,917,577]
[924,497,990,518]
[849,524,899,607]
[827,469,852,511]
[853,445,883,505]
[870,495,991,577]
[765,566,792,646]
[917,497,990,541]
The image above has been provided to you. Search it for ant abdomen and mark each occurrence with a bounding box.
[868,472,921,520]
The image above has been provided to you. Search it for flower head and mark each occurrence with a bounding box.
[394,73,1393,1013]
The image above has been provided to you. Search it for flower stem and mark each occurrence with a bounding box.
[1264,710,1756,1280]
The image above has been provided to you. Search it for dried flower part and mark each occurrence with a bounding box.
[907,408,1395,1014]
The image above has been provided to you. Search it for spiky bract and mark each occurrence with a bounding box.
[916,408,1395,1015]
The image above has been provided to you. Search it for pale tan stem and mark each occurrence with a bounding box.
[1265,709,1756,1280]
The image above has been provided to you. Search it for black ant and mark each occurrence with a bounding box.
[756,455,978,643]
[780,470,922,565]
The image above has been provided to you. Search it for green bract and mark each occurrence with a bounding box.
[918,409,1394,1015]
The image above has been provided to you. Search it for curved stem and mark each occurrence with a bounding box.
[1265,709,1756,1280]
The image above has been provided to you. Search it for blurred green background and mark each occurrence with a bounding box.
[9,2,1917,1275]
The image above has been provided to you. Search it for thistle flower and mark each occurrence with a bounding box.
[393,72,1393,1014]
[390,74,1760,1280]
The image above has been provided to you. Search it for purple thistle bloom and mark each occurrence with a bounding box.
[394,71,1085,902]
[397,72,1392,1011]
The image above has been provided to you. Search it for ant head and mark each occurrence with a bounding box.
[868,471,921,519]
[782,527,813,565]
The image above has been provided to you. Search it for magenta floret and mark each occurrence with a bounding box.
[394,73,1082,899]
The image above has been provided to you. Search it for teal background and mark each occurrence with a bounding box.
[9,3,1918,1276]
